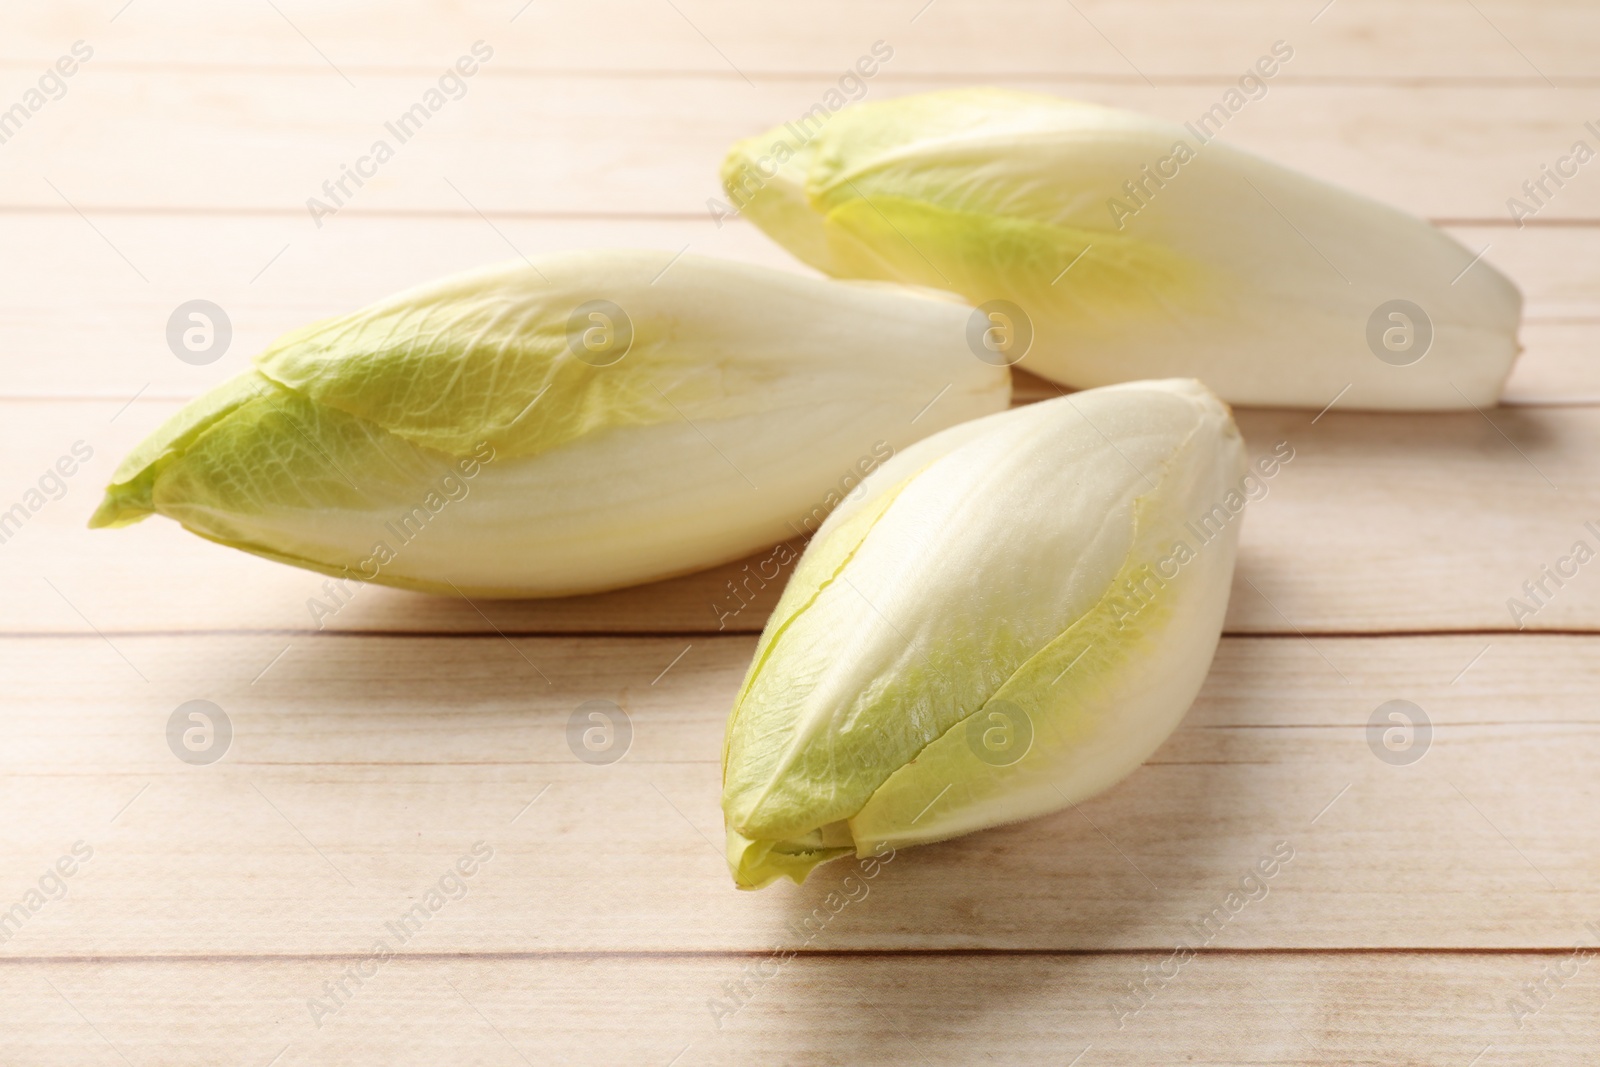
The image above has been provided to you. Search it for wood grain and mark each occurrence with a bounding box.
[1,952,1594,1066]
[1,74,1598,219]
[4,399,1597,635]
[1,633,1594,956]
[5,0,1596,79]
[0,214,1589,400]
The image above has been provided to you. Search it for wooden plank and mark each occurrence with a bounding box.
[0,214,1592,401]
[5,0,1595,79]
[1480,226,1600,320]
[1,73,1598,219]
[1,952,1595,1066]
[0,215,805,401]
[1502,322,1600,404]
[1,633,1595,955]
[4,398,1598,635]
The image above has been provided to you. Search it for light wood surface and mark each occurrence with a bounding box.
[4,954,1596,1067]
[5,0,1599,77]
[2,77,1598,218]
[3,2,1598,1064]
[6,402,1600,636]
[2,633,1597,954]
[0,218,1593,400]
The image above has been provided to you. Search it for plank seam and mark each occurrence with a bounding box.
[0,947,1587,964]
[2,62,1597,86]
[1,206,1598,228]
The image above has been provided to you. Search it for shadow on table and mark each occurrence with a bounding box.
[754,653,1294,1062]
[318,543,794,638]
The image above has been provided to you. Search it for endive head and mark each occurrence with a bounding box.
[92,251,1009,597]
[721,379,1248,889]
[723,87,1522,410]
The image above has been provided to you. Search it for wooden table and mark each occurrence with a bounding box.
[3,2,1598,1063]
